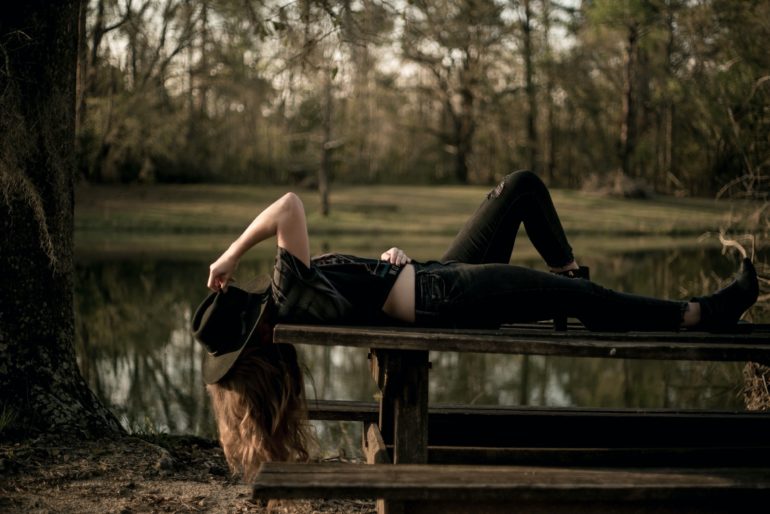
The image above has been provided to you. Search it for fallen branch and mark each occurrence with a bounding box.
[718,231,751,260]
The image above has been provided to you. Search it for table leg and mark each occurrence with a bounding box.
[370,349,430,464]
[370,349,395,449]
[393,350,429,464]
[370,349,430,514]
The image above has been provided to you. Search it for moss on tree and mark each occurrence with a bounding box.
[0,0,123,437]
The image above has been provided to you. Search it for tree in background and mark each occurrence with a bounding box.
[679,0,770,197]
[402,0,509,183]
[587,0,660,180]
[518,0,539,174]
[0,1,124,436]
[74,0,770,196]
[77,0,199,183]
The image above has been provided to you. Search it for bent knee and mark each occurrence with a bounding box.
[488,170,544,199]
[505,169,543,188]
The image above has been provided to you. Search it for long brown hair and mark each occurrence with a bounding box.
[206,343,311,481]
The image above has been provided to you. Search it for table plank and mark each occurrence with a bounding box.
[275,324,770,363]
[427,446,770,467]
[253,462,770,502]
[307,400,770,448]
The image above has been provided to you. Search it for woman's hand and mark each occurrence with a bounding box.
[381,247,412,266]
[207,251,240,292]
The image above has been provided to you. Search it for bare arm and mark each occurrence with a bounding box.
[207,192,310,291]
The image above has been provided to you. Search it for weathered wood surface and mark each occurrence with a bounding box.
[252,462,770,502]
[369,349,395,444]
[365,423,390,465]
[275,323,770,363]
[363,423,397,514]
[370,349,429,464]
[427,446,770,467]
[307,400,770,448]
[307,399,379,421]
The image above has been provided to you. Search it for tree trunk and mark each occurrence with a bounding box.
[319,69,332,217]
[198,2,209,117]
[636,43,651,180]
[619,22,638,177]
[666,103,675,189]
[663,8,676,192]
[542,0,557,183]
[75,0,88,134]
[0,0,124,436]
[455,84,474,184]
[454,133,470,184]
[449,50,475,185]
[523,0,538,174]
[566,99,577,187]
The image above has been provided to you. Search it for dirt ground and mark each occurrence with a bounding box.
[0,434,374,514]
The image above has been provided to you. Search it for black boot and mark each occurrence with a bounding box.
[691,258,759,331]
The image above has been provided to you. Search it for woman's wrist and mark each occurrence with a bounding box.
[225,242,246,262]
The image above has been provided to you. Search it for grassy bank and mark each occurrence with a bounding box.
[75,183,764,260]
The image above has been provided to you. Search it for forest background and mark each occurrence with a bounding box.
[2,3,770,511]
[78,0,770,201]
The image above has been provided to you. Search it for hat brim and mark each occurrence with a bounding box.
[201,305,266,384]
[198,277,272,385]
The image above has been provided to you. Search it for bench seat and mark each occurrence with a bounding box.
[253,462,770,513]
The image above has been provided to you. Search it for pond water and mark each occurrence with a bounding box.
[74,244,766,457]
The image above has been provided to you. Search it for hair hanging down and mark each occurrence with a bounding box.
[206,343,311,481]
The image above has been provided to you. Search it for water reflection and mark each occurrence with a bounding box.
[74,247,765,454]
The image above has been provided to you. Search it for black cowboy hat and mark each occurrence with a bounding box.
[192,276,272,384]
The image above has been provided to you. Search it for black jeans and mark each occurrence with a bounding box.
[414,170,687,331]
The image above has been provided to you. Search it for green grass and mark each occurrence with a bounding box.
[75,183,765,260]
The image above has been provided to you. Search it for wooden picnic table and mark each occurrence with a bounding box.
[265,322,770,513]
[275,322,770,465]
